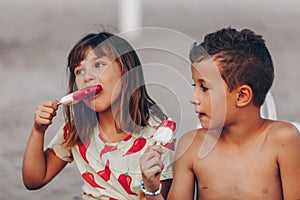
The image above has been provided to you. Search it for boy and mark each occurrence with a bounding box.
[139,27,300,199]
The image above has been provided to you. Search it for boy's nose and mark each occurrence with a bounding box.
[190,90,200,105]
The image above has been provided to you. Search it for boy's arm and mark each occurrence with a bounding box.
[22,101,67,190]
[277,124,300,199]
[168,131,196,200]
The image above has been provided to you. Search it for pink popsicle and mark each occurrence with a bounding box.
[59,85,102,105]
[73,85,102,101]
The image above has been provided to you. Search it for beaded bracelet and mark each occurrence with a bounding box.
[140,180,162,196]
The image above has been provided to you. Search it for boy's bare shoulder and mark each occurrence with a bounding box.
[265,120,300,145]
[175,128,207,158]
[178,128,207,145]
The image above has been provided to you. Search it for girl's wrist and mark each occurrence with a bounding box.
[141,178,160,190]
[32,125,47,135]
[140,180,162,196]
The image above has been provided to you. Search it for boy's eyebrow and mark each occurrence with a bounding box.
[192,77,211,85]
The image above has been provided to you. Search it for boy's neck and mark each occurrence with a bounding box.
[220,110,265,145]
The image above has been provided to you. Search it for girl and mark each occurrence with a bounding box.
[22,31,174,199]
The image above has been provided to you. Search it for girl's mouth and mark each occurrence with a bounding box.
[89,91,101,101]
[73,84,102,101]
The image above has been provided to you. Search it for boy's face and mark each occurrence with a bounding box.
[190,58,235,130]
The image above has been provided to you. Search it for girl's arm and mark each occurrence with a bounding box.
[140,145,171,200]
[22,101,67,190]
[140,131,197,200]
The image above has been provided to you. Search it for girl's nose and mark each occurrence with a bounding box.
[84,68,96,82]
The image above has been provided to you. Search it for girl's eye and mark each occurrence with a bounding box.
[75,69,84,76]
[200,83,209,92]
[95,62,105,68]
[191,83,196,87]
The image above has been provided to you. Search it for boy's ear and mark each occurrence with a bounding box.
[235,85,253,107]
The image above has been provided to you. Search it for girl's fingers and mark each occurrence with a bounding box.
[141,154,162,169]
[147,145,163,154]
[140,145,164,166]
[35,117,52,126]
[39,112,54,120]
[141,163,163,182]
[140,152,161,174]
[41,107,57,117]
[145,158,163,174]
[36,101,58,117]
[34,101,58,129]
[144,145,163,158]
[41,101,59,110]
[140,145,164,180]
[145,165,162,177]
[35,109,56,120]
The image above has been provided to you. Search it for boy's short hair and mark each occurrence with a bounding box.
[189,27,274,106]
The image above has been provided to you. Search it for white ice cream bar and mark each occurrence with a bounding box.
[153,118,176,145]
[59,85,102,105]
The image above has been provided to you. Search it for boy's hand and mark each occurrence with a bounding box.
[33,100,58,133]
[140,145,164,192]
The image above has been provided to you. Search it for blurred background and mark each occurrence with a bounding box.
[0,0,299,199]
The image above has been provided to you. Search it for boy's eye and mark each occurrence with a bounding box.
[200,83,209,92]
[191,83,209,92]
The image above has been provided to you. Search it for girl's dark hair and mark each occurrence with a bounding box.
[64,32,166,146]
[189,27,274,106]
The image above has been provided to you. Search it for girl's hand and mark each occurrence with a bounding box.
[140,145,164,192]
[33,100,58,133]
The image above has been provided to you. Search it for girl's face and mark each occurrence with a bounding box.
[74,47,123,113]
[190,59,235,130]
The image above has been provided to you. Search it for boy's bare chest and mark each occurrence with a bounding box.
[193,144,282,200]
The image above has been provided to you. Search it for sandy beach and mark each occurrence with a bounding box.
[0,0,299,199]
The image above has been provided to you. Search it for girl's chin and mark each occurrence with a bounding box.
[84,102,101,111]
